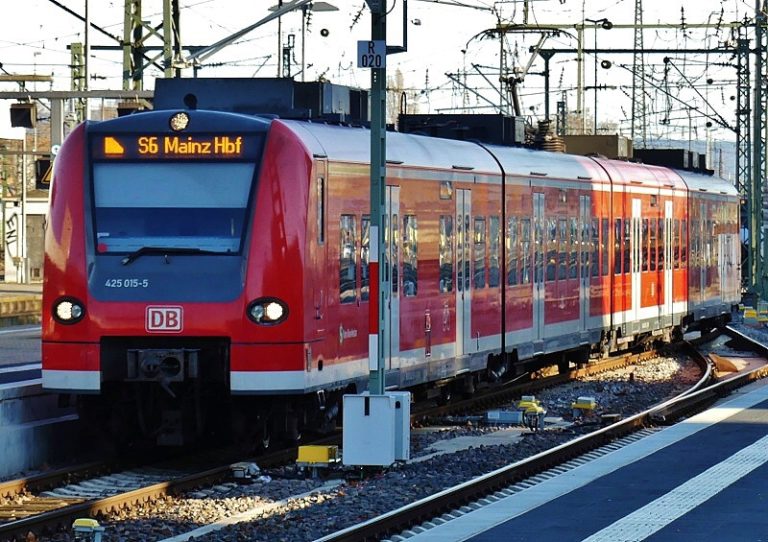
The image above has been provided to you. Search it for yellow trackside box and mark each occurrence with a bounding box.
[571,396,597,410]
[297,445,339,464]
[516,395,540,411]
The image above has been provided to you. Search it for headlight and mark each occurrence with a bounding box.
[247,297,288,325]
[52,297,85,324]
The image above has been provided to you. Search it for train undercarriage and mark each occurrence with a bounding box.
[77,311,732,449]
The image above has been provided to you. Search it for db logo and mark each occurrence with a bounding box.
[146,306,183,333]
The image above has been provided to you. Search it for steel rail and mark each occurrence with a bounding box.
[315,332,768,542]
[0,344,707,541]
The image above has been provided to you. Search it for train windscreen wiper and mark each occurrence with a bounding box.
[120,246,221,266]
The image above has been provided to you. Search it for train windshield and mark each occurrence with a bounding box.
[92,162,255,254]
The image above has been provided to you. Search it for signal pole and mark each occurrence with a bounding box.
[367,0,387,395]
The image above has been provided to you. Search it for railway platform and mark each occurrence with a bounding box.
[0,282,42,326]
[403,380,768,542]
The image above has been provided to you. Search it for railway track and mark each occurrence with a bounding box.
[313,326,768,542]
[0,442,321,542]
[0,340,732,542]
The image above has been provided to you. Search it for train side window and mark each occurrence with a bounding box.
[642,218,649,272]
[624,218,631,274]
[361,215,370,301]
[547,218,557,281]
[649,218,657,272]
[473,217,487,289]
[614,218,622,275]
[317,177,325,244]
[402,215,418,296]
[601,218,609,276]
[689,218,697,269]
[439,215,454,293]
[392,214,399,294]
[339,214,357,304]
[507,217,519,285]
[558,218,568,280]
[658,218,665,271]
[569,217,578,279]
[674,219,681,269]
[521,219,531,284]
[489,216,500,287]
[591,218,599,277]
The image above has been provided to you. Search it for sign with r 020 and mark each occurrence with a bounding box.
[357,40,386,68]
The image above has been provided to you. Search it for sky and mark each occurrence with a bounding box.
[0,0,762,148]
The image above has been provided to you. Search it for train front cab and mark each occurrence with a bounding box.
[43,111,327,446]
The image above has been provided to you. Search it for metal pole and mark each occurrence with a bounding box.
[499,28,505,114]
[543,53,551,119]
[21,138,27,285]
[277,0,283,77]
[754,0,766,297]
[576,24,584,133]
[301,6,306,82]
[84,0,90,119]
[593,28,598,133]
[369,1,387,395]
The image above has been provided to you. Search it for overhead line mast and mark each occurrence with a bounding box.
[631,0,646,147]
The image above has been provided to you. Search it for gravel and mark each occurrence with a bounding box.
[39,347,724,542]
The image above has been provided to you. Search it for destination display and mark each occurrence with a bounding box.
[92,134,261,160]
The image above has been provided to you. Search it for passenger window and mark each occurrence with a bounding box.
[473,217,486,288]
[547,218,557,281]
[558,218,567,280]
[642,218,649,272]
[569,217,578,279]
[591,218,599,278]
[392,214,399,294]
[674,219,681,270]
[508,217,518,285]
[402,215,418,297]
[361,215,370,301]
[439,215,454,293]
[489,216,500,287]
[339,214,357,304]
[649,218,657,272]
[521,219,531,284]
[614,218,622,275]
[658,218,665,271]
[624,218,631,274]
[690,218,697,268]
[317,177,325,244]
[601,218,609,276]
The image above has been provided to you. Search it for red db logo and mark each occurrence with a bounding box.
[146,306,183,333]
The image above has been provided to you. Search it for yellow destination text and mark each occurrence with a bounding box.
[137,136,243,156]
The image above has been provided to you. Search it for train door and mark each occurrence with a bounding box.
[662,200,673,327]
[630,198,642,330]
[385,186,401,370]
[579,195,591,332]
[312,165,328,342]
[533,192,545,342]
[456,189,472,356]
[719,230,733,302]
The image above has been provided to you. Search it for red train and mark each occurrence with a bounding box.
[42,107,740,445]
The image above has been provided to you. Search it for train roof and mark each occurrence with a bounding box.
[283,119,616,183]
[281,119,502,174]
[675,169,739,198]
[484,142,610,183]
